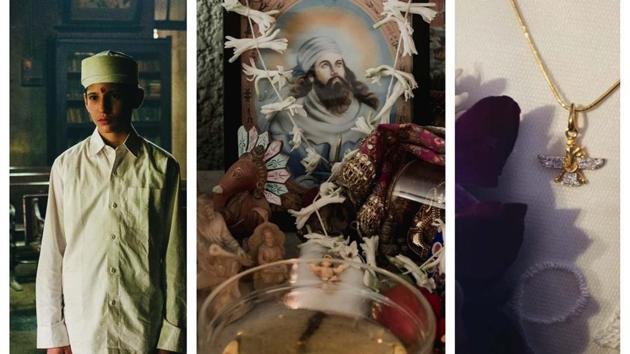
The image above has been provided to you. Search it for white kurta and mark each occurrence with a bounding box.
[36,128,186,354]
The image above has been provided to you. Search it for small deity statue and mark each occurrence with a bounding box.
[247,222,288,289]
[197,194,253,304]
[310,255,349,283]
[212,126,292,240]
[258,229,284,265]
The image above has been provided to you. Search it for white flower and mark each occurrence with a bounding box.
[385,0,438,23]
[374,1,437,57]
[334,240,360,261]
[301,234,361,264]
[375,13,415,56]
[365,65,418,124]
[392,254,436,292]
[318,182,342,197]
[242,58,292,96]
[372,80,405,124]
[288,193,346,229]
[260,96,305,120]
[301,147,322,175]
[290,125,304,151]
[365,65,417,100]
[330,161,343,178]
[361,236,379,268]
[417,246,444,277]
[225,29,287,63]
[222,0,280,35]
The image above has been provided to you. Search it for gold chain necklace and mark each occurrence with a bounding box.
[509,0,620,187]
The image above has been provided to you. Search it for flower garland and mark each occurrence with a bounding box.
[222,0,436,174]
[221,0,441,291]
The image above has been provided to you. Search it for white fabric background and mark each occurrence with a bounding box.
[455,1,620,353]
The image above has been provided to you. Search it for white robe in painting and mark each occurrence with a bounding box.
[268,89,375,187]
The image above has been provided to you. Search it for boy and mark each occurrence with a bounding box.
[36,51,185,354]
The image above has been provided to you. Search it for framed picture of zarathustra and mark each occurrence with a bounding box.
[223,0,430,191]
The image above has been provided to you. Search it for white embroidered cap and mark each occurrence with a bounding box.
[81,50,138,88]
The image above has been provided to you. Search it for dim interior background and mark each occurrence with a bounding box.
[9,1,186,352]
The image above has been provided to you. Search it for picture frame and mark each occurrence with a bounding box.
[223,0,431,195]
[241,0,415,128]
[62,0,142,25]
[21,57,43,87]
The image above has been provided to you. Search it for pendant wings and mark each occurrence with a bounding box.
[538,154,606,187]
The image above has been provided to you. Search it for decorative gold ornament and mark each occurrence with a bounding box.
[407,204,441,260]
[335,152,376,202]
[537,104,605,186]
[357,192,386,236]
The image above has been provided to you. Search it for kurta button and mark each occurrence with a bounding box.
[111,234,117,240]
[112,202,118,208]
[110,299,116,306]
[110,267,117,274]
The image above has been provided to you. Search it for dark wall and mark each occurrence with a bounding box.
[10,0,157,167]
[10,0,59,166]
[197,0,224,171]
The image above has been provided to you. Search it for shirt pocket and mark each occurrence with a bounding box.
[123,186,163,295]
[124,186,152,255]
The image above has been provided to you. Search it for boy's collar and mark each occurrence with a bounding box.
[88,126,142,157]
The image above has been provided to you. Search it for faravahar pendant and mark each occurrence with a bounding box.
[537,104,606,187]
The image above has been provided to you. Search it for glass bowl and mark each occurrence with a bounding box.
[199,258,436,354]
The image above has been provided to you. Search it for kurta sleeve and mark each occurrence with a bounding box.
[36,158,71,348]
[157,160,186,352]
